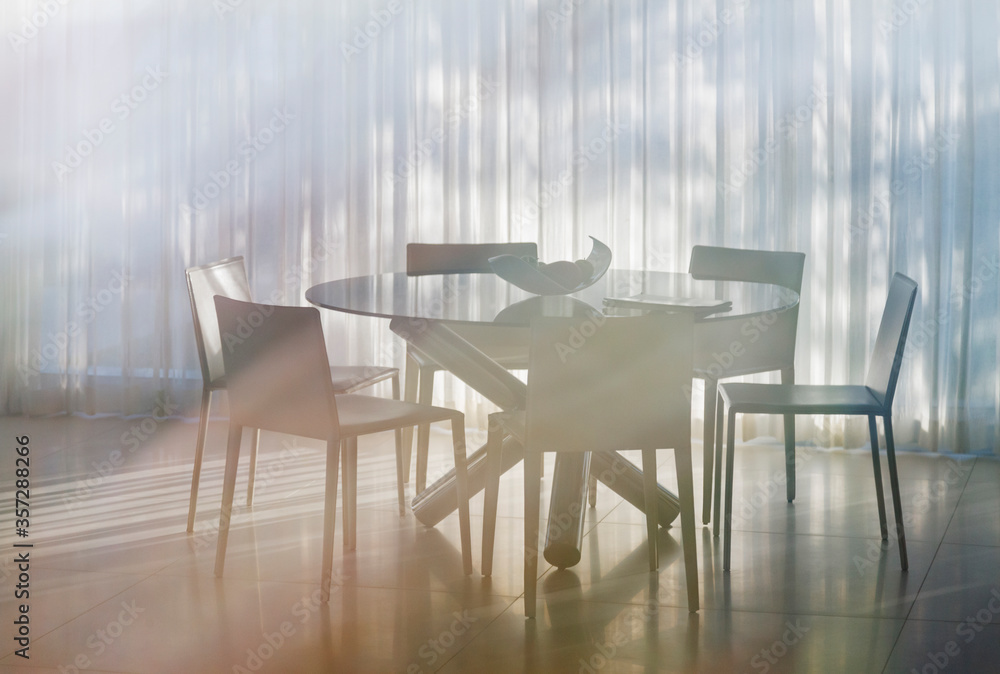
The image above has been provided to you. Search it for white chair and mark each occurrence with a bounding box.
[688,246,806,525]
[404,242,535,492]
[185,256,400,532]
[481,313,699,617]
[212,297,473,599]
[716,273,918,571]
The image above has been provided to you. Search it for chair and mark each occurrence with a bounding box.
[212,297,472,598]
[688,246,806,525]
[185,256,400,532]
[403,242,536,492]
[716,273,918,572]
[481,314,700,617]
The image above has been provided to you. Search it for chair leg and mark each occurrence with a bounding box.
[321,436,342,602]
[481,419,503,577]
[391,374,406,515]
[214,423,243,577]
[451,417,473,576]
[723,409,737,572]
[883,416,908,571]
[415,367,435,493]
[524,450,543,619]
[673,440,699,612]
[868,414,888,540]
[713,392,725,539]
[340,440,349,549]
[640,448,659,571]
[394,425,406,517]
[401,352,419,482]
[588,472,598,507]
[702,377,718,524]
[245,428,260,506]
[187,387,213,532]
[342,438,358,551]
[781,367,796,502]
[381,370,405,515]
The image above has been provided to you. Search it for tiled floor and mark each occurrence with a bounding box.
[1,413,998,673]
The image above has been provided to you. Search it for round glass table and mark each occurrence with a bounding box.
[307,270,798,567]
[305,269,791,325]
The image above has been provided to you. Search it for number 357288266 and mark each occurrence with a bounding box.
[15,436,30,536]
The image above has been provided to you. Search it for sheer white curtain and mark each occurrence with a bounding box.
[2,0,997,454]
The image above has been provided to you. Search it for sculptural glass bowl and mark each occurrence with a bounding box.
[488,236,612,295]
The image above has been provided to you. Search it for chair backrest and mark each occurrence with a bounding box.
[186,256,252,387]
[406,242,539,275]
[865,273,918,407]
[525,313,693,454]
[215,297,340,440]
[689,245,806,292]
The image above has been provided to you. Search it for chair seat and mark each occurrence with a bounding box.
[720,383,885,416]
[212,366,399,397]
[336,394,460,438]
[329,365,398,393]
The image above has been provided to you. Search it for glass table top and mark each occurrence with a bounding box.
[305,270,797,326]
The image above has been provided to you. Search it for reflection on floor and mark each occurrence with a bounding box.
[1,413,998,673]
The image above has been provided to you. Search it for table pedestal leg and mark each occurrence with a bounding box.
[542,451,682,568]
[589,451,681,526]
[543,454,590,568]
[412,435,524,526]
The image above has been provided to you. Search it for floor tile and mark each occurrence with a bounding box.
[945,481,1000,547]
[908,544,1000,624]
[884,619,1000,674]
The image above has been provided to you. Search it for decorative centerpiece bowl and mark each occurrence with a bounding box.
[488,236,611,295]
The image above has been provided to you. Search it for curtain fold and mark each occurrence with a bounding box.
[2,0,997,454]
